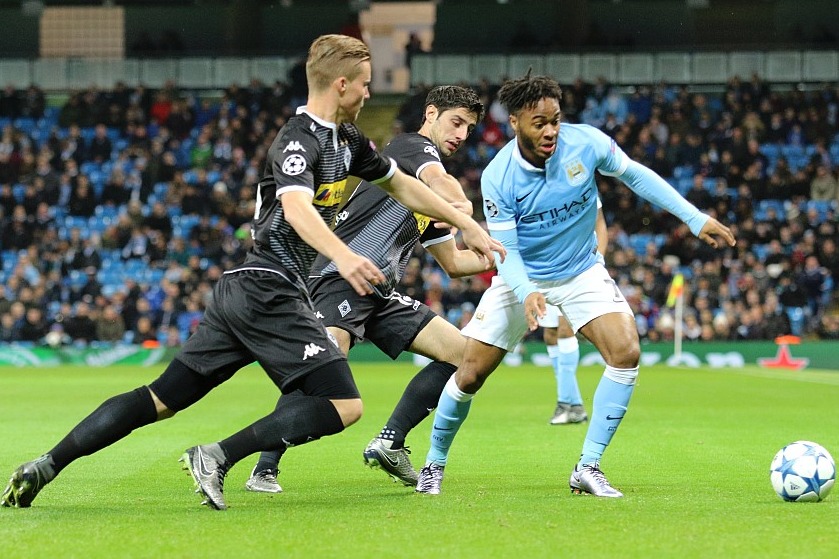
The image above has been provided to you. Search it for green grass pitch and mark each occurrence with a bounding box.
[1,361,838,558]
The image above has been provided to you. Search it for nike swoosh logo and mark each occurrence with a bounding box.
[433,425,453,431]
[381,453,399,467]
[197,451,215,477]
[515,192,532,203]
[605,415,624,421]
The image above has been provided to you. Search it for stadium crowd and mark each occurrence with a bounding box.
[0,73,838,349]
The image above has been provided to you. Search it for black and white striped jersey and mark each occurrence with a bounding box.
[247,109,395,284]
[311,132,454,297]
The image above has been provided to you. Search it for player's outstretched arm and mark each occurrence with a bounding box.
[380,169,505,267]
[282,191,385,295]
[427,238,496,278]
[421,165,473,216]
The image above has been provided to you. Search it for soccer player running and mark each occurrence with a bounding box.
[415,73,735,497]
[1,34,504,511]
[243,85,492,492]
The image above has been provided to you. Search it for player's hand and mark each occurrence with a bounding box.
[697,217,736,249]
[334,251,386,296]
[460,222,506,268]
[524,292,547,332]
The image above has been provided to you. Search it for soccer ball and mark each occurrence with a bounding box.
[770,441,835,502]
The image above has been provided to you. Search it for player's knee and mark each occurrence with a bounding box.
[331,398,363,427]
[454,368,485,393]
[147,387,176,420]
[542,327,558,345]
[609,342,640,369]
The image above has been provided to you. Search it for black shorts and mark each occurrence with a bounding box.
[178,268,347,392]
[309,275,436,359]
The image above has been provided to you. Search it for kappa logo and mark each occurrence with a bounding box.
[423,144,440,160]
[338,300,352,317]
[282,154,307,176]
[302,342,326,360]
[314,310,325,320]
[282,141,306,153]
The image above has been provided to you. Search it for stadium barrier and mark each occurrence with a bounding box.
[1,341,837,371]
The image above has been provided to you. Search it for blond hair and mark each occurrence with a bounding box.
[306,34,371,92]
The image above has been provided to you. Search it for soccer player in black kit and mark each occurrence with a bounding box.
[244,85,490,493]
[2,35,504,511]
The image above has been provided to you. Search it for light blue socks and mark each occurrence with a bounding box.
[425,376,474,466]
[579,365,638,467]
[547,336,582,405]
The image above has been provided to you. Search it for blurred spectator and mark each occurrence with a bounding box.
[810,165,839,201]
[95,304,126,343]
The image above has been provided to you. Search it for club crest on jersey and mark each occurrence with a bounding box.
[564,158,589,186]
[343,145,352,172]
[282,154,307,176]
[484,198,499,218]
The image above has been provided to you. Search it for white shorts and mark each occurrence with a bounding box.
[537,304,561,328]
[461,264,634,352]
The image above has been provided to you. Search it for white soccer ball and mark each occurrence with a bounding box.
[770,441,835,502]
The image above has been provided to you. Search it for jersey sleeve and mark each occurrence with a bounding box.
[481,172,516,233]
[383,134,445,179]
[270,129,320,198]
[583,124,630,177]
[347,126,396,183]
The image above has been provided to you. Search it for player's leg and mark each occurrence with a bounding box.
[2,285,250,508]
[247,277,369,492]
[548,314,586,425]
[554,265,638,498]
[362,300,462,485]
[186,359,358,510]
[181,273,357,509]
[246,326,354,494]
[417,277,526,494]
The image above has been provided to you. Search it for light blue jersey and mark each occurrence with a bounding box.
[482,123,706,304]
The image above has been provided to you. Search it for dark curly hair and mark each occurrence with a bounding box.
[423,85,485,122]
[497,72,563,115]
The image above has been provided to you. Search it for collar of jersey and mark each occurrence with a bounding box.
[512,141,546,174]
[296,106,337,130]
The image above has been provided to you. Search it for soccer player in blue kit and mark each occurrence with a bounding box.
[416,73,735,497]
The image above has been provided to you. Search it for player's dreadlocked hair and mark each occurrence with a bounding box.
[424,85,485,122]
[497,70,563,115]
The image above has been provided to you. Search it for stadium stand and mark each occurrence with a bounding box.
[0,69,838,348]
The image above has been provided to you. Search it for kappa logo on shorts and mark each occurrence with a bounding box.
[302,343,326,360]
[314,311,325,319]
[338,300,351,317]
